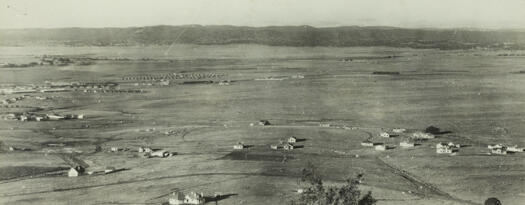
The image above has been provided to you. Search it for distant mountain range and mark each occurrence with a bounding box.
[1,25,525,49]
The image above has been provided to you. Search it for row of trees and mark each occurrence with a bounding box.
[292,162,377,205]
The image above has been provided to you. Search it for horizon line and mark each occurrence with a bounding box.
[1,24,525,31]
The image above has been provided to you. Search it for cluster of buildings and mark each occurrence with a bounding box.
[1,96,26,105]
[270,137,301,151]
[169,192,205,205]
[487,144,524,155]
[436,142,460,154]
[4,113,84,122]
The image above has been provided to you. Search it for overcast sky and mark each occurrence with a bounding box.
[1,0,524,29]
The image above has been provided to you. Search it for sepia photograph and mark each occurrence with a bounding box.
[0,0,524,204]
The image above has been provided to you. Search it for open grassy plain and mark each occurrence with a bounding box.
[1,45,525,204]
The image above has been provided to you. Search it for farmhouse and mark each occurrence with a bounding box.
[284,143,296,150]
[374,144,386,151]
[68,166,85,177]
[258,120,271,126]
[491,147,507,155]
[233,142,245,150]
[392,128,406,133]
[169,192,205,205]
[361,141,374,147]
[138,147,153,153]
[104,167,116,174]
[412,132,435,139]
[399,141,415,148]
[150,150,171,158]
[487,144,503,149]
[47,114,65,120]
[288,137,297,143]
[319,123,330,127]
[506,145,524,152]
[110,147,121,152]
[436,143,456,154]
[380,132,391,138]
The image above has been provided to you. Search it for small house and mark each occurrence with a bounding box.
[284,143,295,150]
[288,137,297,143]
[104,166,116,174]
[150,150,171,158]
[19,115,28,121]
[374,144,386,151]
[507,145,524,152]
[487,144,503,149]
[233,142,244,150]
[436,143,454,154]
[319,123,330,127]
[169,192,205,205]
[392,128,406,133]
[270,145,281,150]
[491,148,507,155]
[380,132,390,138]
[360,141,374,147]
[68,166,85,177]
[47,114,65,120]
[110,147,121,152]
[258,120,271,126]
[399,141,415,148]
[412,132,435,139]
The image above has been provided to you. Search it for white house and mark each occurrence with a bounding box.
[284,143,295,150]
[169,192,205,205]
[68,166,84,177]
[487,144,503,149]
[270,145,281,150]
[491,148,507,155]
[399,141,415,148]
[150,150,171,158]
[392,128,406,133]
[319,123,330,127]
[104,167,116,174]
[412,132,435,139]
[47,114,65,120]
[436,143,454,154]
[380,132,390,138]
[288,137,297,143]
[374,144,386,151]
[233,142,244,150]
[507,145,524,152]
[361,141,374,147]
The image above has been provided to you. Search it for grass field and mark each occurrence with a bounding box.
[1,45,525,205]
